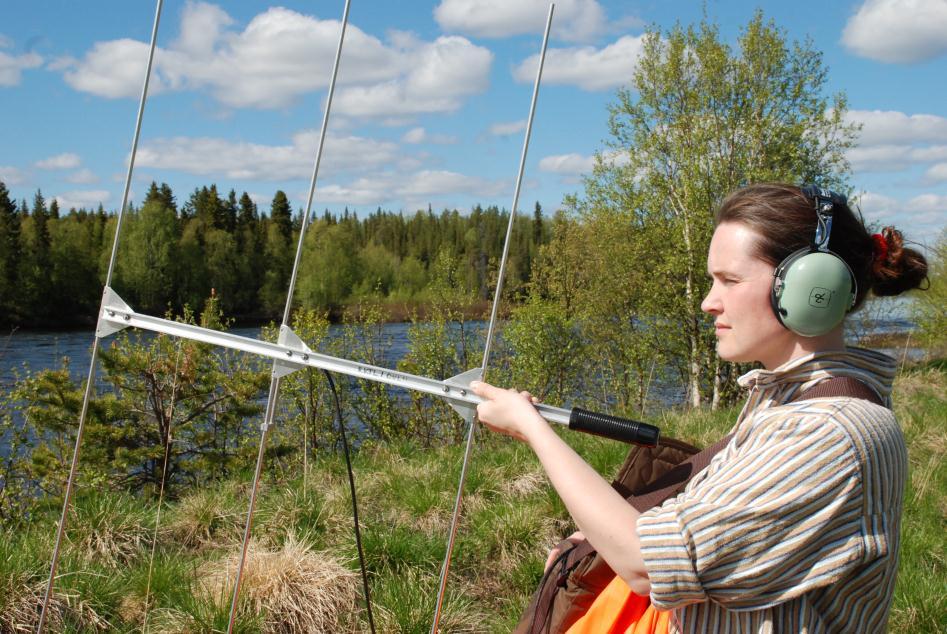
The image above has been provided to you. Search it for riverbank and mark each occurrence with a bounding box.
[2,359,943,632]
[0,298,498,332]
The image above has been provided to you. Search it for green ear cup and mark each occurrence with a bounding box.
[772,249,856,337]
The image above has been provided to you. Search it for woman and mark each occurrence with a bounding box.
[472,183,928,633]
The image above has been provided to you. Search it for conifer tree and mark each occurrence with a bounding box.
[0,182,20,322]
[270,190,293,240]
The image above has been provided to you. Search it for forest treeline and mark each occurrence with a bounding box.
[0,179,549,327]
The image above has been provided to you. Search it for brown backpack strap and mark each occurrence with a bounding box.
[624,376,884,511]
[794,375,884,406]
[625,433,734,512]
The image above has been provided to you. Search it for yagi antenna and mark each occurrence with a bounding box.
[37,1,659,632]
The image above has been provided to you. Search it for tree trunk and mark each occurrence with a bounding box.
[711,356,722,410]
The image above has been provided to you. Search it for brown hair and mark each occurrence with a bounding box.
[715,183,928,310]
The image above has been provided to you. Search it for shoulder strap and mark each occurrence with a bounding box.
[624,376,884,512]
[793,375,885,406]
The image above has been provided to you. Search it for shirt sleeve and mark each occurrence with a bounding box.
[636,408,868,611]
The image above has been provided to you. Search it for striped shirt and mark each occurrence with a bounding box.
[637,348,905,633]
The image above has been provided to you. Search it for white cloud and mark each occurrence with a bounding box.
[842,0,947,63]
[57,3,492,115]
[0,37,42,87]
[66,168,98,184]
[55,190,111,210]
[845,109,947,173]
[300,169,507,208]
[488,120,526,136]
[538,150,629,183]
[923,162,947,183]
[135,131,400,180]
[57,39,166,99]
[909,192,947,214]
[0,166,26,186]
[434,0,609,42]
[513,35,646,91]
[856,190,947,236]
[539,153,595,175]
[398,170,505,199]
[847,109,947,145]
[35,153,82,170]
[402,127,427,144]
[333,36,492,117]
[847,144,947,172]
[402,127,457,144]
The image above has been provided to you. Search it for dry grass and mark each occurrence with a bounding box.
[0,580,111,633]
[71,518,150,569]
[413,507,450,536]
[893,366,947,402]
[197,534,359,633]
[164,489,245,550]
[500,470,546,498]
[68,496,153,569]
[368,567,483,634]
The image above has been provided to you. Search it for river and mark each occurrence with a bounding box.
[1,313,922,404]
[0,323,418,388]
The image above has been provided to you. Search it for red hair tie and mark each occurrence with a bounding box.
[871,233,888,263]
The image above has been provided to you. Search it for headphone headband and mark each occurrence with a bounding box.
[800,184,847,208]
[800,184,846,253]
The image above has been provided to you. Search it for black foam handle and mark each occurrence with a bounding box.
[568,408,660,447]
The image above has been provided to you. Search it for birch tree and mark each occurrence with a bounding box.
[573,13,858,407]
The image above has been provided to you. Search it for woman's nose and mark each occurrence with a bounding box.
[701,287,721,315]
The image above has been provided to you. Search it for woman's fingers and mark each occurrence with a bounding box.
[470,380,544,442]
[470,380,502,398]
[544,543,565,572]
[543,530,587,572]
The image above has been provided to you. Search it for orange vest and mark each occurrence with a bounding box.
[565,577,669,634]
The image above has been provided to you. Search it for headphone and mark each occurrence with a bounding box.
[770,185,857,337]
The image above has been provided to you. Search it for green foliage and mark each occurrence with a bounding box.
[501,298,585,405]
[913,228,947,356]
[335,301,405,442]
[0,179,550,327]
[887,363,947,632]
[113,199,179,314]
[17,296,267,498]
[0,181,21,320]
[399,248,484,445]
[0,365,943,631]
[0,373,35,520]
[296,220,359,310]
[537,12,857,410]
[260,308,338,461]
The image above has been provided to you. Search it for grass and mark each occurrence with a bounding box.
[1,362,944,632]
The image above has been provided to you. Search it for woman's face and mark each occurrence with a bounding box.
[701,222,797,370]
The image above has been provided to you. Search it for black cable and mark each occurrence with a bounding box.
[323,370,376,634]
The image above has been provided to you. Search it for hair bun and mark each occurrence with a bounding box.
[870,226,928,296]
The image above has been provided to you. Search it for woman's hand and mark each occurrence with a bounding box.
[470,380,545,443]
[545,530,586,572]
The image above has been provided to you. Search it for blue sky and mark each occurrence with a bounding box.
[1,0,946,241]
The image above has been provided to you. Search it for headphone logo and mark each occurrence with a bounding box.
[808,287,834,308]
